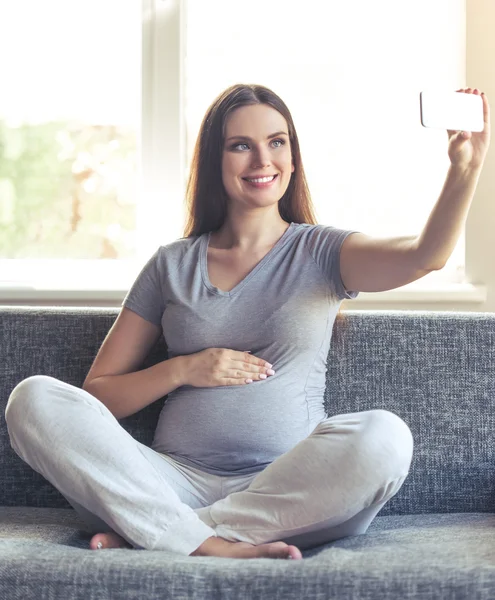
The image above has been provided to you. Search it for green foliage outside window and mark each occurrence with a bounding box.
[0,120,138,259]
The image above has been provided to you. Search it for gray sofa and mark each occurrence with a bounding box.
[1,305,494,600]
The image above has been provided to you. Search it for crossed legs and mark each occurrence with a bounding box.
[5,376,413,558]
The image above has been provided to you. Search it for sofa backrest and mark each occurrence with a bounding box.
[1,306,494,515]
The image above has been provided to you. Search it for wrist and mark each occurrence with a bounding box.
[448,162,483,179]
[174,355,191,387]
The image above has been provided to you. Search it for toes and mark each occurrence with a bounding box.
[90,534,106,550]
[266,545,291,559]
[269,543,302,560]
[90,532,130,550]
[259,541,302,560]
[287,545,303,560]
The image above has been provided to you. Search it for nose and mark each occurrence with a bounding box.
[251,145,271,169]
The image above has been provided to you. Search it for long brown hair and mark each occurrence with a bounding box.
[182,83,346,324]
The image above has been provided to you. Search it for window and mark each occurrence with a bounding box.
[0,0,477,299]
[0,0,143,290]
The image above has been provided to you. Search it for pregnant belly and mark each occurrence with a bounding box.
[151,383,320,474]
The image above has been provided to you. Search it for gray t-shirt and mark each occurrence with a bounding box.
[122,221,360,476]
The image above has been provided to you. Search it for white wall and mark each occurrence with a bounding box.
[463,0,495,311]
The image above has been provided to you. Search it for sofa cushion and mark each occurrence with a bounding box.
[0,508,493,600]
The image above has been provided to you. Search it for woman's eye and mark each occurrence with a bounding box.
[230,139,285,151]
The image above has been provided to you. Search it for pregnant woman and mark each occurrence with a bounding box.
[5,83,489,560]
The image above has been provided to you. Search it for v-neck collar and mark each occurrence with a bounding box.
[200,222,295,297]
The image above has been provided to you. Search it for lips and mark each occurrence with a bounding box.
[242,174,278,183]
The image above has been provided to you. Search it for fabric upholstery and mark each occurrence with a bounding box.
[0,508,493,600]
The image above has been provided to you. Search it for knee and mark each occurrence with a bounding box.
[360,409,414,477]
[5,375,59,431]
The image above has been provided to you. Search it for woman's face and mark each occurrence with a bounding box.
[221,103,295,210]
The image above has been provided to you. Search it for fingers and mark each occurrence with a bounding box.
[223,368,275,386]
[230,350,276,385]
[241,362,276,384]
[481,91,491,128]
[447,129,471,139]
[237,350,272,370]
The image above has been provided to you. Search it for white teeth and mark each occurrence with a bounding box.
[245,175,276,183]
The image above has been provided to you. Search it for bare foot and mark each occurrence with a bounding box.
[89,531,132,550]
[90,532,303,560]
[190,536,303,560]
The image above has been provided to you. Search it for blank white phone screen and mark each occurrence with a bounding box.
[420,91,484,132]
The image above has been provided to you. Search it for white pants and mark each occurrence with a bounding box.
[5,375,413,556]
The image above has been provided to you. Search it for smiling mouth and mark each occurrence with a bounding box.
[242,174,278,183]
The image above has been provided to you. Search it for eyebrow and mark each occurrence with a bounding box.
[225,131,289,142]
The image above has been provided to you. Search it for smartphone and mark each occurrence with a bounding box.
[420,90,484,132]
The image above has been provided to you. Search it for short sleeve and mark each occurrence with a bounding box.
[121,247,165,328]
[306,225,361,300]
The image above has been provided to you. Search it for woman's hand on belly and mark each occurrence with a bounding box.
[179,348,275,388]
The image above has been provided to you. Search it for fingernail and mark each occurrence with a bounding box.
[96,542,103,549]
[265,362,272,368]
[267,369,275,376]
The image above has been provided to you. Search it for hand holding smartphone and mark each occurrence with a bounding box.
[420,90,484,132]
